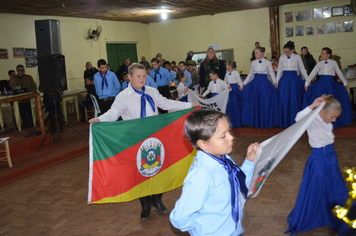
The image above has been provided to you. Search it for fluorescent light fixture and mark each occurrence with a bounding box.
[161,12,167,20]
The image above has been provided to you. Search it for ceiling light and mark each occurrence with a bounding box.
[161,12,167,20]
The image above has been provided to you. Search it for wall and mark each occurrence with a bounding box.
[280,0,356,68]
[148,8,271,74]
[0,13,151,90]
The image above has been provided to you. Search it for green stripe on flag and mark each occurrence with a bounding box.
[92,107,195,162]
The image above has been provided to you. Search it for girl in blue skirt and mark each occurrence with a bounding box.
[242,47,279,128]
[285,95,353,236]
[303,47,354,129]
[224,61,243,128]
[277,41,309,128]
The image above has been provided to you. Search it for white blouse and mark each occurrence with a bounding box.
[202,79,228,97]
[177,83,188,99]
[305,59,347,86]
[244,59,276,85]
[224,70,243,88]
[276,54,308,83]
[295,106,334,148]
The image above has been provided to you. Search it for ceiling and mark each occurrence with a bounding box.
[0,0,318,23]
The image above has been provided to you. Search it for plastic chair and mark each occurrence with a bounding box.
[0,138,12,168]
[89,94,101,117]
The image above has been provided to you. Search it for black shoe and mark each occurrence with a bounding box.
[139,196,151,220]
[152,194,168,214]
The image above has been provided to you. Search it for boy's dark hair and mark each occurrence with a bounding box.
[8,70,15,76]
[175,72,185,82]
[209,67,220,75]
[184,110,228,150]
[163,61,171,67]
[146,66,152,70]
[178,61,186,66]
[122,72,128,77]
[255,42,260,45]
[97,59,107,68]
[172,65,178,70]
[16,65,24,71]
[151,57,160,64]
[171,61,176,65]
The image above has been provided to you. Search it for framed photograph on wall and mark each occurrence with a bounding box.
[285,12,293,23]
[323,7,332,18]
[344,5,354,16]
[13,47,25,58]
[345,20,354,32]
[306,25,314,36]
[314,8,323,20]
[317,25,325,36]
[286,27,294,37]
[0,49,9,59]
[336,21,345,33]
[326,22,336,34]
[332,7,344,16]
[296,26,304,36]
[295,11,304,21]
[305,9,313,20]
[25,49,38,67]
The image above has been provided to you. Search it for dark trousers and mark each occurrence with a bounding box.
[19,101,33,129]
[158,86,170,114]
[79,95,93,120]
[99,98,115,114]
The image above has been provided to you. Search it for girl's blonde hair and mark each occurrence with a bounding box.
[322,94,341,113]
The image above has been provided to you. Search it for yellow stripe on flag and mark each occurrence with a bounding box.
[92,149,197,204]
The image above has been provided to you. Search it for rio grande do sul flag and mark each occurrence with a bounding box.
[88,107,198,204]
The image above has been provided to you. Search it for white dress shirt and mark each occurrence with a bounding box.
[276,54,308,83]
[224,70,243,88]
[244,58,277,85]
[295,106,334,148]
[202,79,228,97]
[305,59,347,86]
[177,83,188,99]
[98,83,191,121]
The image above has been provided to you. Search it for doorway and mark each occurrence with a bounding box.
[106,43,138,73]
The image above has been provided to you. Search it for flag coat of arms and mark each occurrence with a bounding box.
[88,107,198,204]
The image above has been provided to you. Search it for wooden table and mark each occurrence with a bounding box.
[61,89,87,122]
[0,92,45,133]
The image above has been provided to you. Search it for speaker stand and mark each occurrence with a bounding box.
[38,93,88,151]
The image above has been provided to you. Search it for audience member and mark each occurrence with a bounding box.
[172,66,179,73]
[79,78,98,121]
[115,58,131,83]
[139,56,150,68]
[199,48,226,91]
[187,60,199,88]
[94,59,121,113]
[250,42,260,61]
[301,46,317,75]
[178,61,192,87]
[9,65,37,129]
[163,61,176,80]
[8,70,15,83]
[84,62,99,84]
[185,51,194,62]
[107,64,113,72]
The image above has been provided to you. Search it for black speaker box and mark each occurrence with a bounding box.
[35,20,62,55]
[38,55,68,93]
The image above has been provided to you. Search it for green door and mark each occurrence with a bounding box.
[106,43,138,73]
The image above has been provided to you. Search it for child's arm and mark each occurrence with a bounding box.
[240,142,259,187]
[295,97,325,122]
[170,170,210,231]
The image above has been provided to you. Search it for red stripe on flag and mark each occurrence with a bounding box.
[91,112,193,203]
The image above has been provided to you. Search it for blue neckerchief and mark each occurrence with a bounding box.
[229,72,231,76]
[325,61,328,64]
[154,68,161,83]
[214,81,217,84]
[259,60,262,63]
[201,151,248,223]
[287,56,291,59]
[131,86,155,118]
[100,72,108,90]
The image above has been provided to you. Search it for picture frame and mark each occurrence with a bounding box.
[336,21,345,33]
[323,7,332,18]
[314,8,323,20]
[345,20,354,32]
[296,26,304,36]
[326,22,336,34]
[344,5,354,16]
[13,47,25,58]
[25,48,38,67]
[304,9,313,20]
[0,49,9,59]
[306,25,314,36]
[286,27,294,37]
[332,6,344,16]
[295,11,304,21]
[285,11,293,23]
[317,25,325,36]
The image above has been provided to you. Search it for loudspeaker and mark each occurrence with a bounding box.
[35,20,62,55]
[38,55,67,93]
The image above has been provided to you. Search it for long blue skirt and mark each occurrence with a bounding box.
[179,95,188,102]
[226,83,242,128]
[285,144,354,236]
[241,74,279,128]
[278,71,305,128]
[303,75,354,129]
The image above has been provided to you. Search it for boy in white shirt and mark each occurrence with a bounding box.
[199,67,228,99]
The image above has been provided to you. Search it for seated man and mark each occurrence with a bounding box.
[79,78,98,121]
[9,65,37,129]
